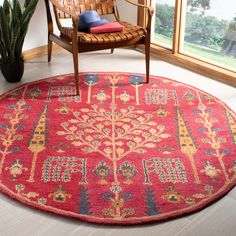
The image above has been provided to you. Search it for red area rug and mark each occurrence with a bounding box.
[0,72,236,224]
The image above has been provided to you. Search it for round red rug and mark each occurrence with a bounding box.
[0,72,236,224]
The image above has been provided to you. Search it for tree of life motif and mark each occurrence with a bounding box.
[58,106,169,181]
[57,74,170,219]
[195,90,232,182]
[196,102,229,182]
[0,87,28,174]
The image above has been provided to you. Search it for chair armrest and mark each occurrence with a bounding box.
[124,0,154,30]
[146,6,154,31]
[124,0,150,8]
[72,15,79,28]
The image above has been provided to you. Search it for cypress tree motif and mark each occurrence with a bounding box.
[79,187,91,215]
[177,108,200,184]
[145,188,160,216]
[27,105,47,182]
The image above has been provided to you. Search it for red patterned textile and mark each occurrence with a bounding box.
[0,72,236,224]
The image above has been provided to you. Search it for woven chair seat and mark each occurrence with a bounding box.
[61,21,146,44]
[45,0,153,95]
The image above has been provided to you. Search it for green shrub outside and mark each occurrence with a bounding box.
[155,4,229,51]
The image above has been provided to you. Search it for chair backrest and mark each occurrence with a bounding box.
[50,0,116,19]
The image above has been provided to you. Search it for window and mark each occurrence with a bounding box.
[150,0,236,82]
[152,0,176,49]
[181,0,236,71]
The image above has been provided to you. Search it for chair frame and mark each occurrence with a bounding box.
[44,0,154,95]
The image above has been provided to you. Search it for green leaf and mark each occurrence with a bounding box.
[0,6,12,62]
[0,37,7,62]
[11,1,22,58]
[3,0,11,20]
[13,0,22,19]
[0,0,38,64]
[24,0,32,9]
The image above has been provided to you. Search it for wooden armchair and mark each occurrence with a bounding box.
[44,0,154,95]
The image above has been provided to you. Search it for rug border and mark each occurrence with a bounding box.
[1,177,236,225]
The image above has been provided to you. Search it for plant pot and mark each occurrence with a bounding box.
[0,60,24,83]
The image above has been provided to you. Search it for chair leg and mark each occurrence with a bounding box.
[48,39,52,62]
[111,48,114,54]
[145,40,150,84]
[72,50,80,96]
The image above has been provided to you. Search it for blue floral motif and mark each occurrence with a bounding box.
[121,192,132,201]
[212,127,221,132]
[101,192,113,201]
[16,124,25,130]
[206,109,214,114]
[192,109,200,114]
[222,149,231,155]
[84,74,99,84]
[198,128,207,132]
[130,75,144,85]
[7,105,16,110]
[0,124,9,129]
[22,106,31,111]
[205,149,215,155]
[10,146,20,153]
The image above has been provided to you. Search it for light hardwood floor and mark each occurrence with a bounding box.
[0,48,236,236]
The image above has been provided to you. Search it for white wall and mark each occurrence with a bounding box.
[1,0,137,51]
[117,0,137,24]
[22,0,48,51]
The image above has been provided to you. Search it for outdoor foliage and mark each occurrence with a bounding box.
[155,3,228,50]
[185,14,227,50]
[155,4,175,38]
[187,0,210,12]
[0,0,38,64]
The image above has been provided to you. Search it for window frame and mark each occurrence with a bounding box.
[138,0,236,86]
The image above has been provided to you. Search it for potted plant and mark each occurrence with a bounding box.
[0,0,38,83]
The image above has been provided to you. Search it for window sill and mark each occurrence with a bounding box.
[138,44,236,87]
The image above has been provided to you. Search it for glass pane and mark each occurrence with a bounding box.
[181,0,236,71]
[152,0,176,48]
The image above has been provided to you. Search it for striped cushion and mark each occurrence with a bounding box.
[60,21,146,44]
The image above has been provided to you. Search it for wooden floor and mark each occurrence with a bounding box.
[0,48,236,236]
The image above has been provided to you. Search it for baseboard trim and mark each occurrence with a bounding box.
[23,44,61,61]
